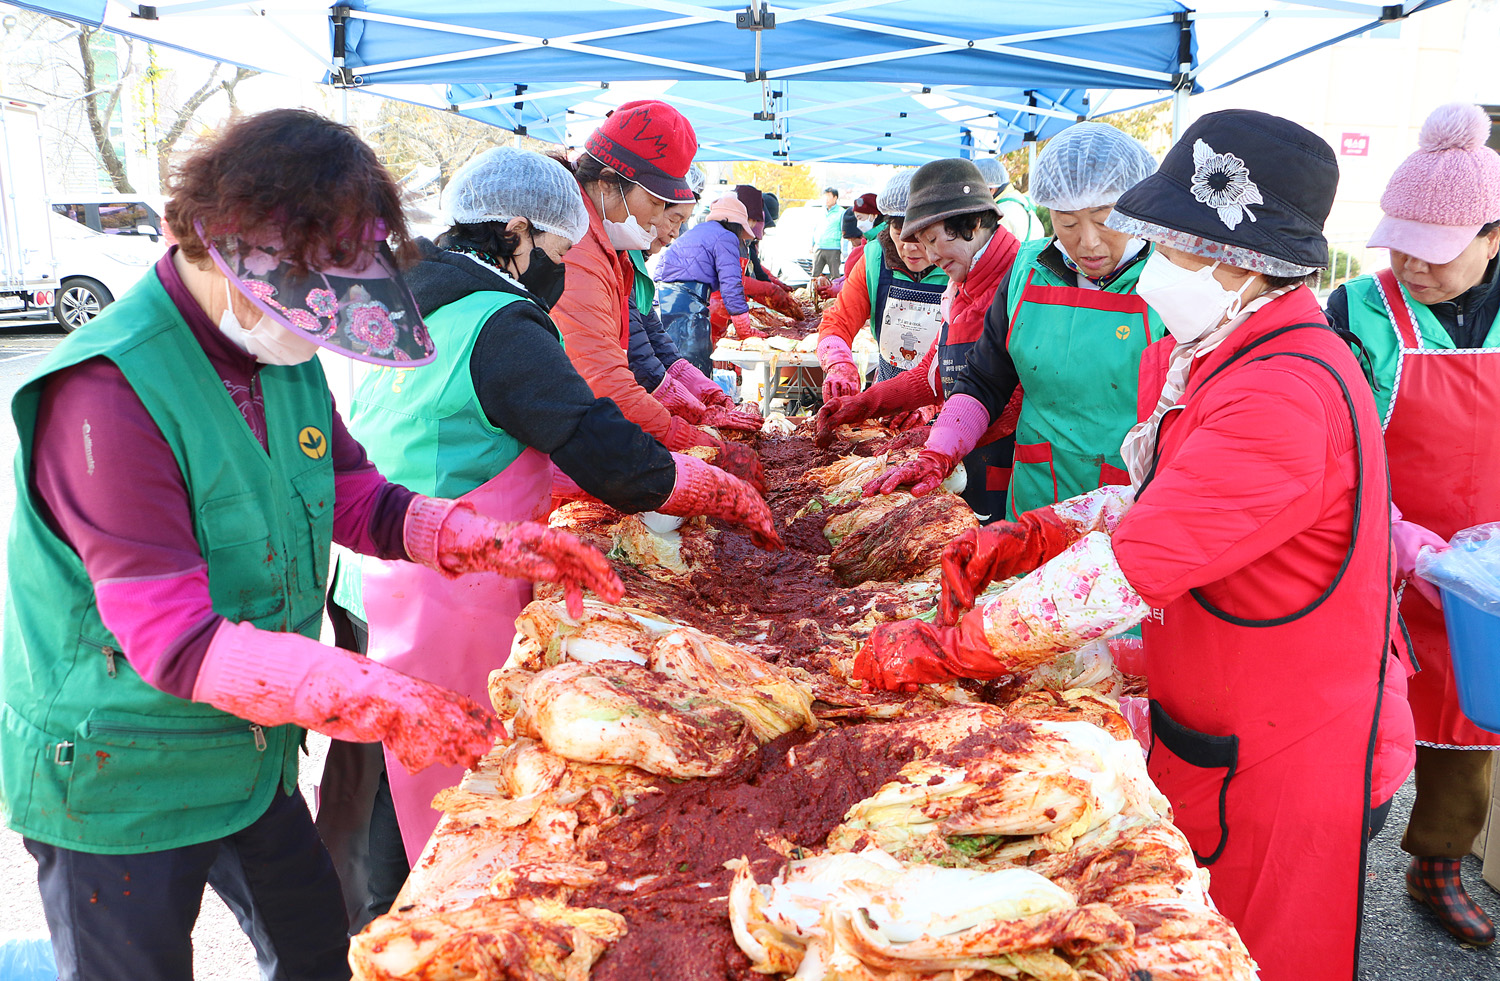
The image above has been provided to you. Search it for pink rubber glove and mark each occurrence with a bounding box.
[193,620,504,773]
[666,358,737,411]
[1393,517,1447,608]
[405,496,624,617]
[817,335,861,400]
[652,373,711,423]
[1118,696,1152,753]
[863,394,990,498]
[659,453,783,551]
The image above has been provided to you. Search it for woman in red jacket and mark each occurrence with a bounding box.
[853,111,1414,981]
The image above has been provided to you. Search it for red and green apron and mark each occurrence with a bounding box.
[1004,241,1158,520]
[1348,269,1500,749]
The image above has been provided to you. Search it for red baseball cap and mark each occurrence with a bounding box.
[585,100,698,203]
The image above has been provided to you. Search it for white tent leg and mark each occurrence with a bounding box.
[1170,87,1188,144]
[1027,139,1037,190]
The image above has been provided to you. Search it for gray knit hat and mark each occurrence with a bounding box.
[898,158,1001,240]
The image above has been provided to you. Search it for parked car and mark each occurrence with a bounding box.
[757,204,826,287]
[51,195,167,242]
[46,210,160,330]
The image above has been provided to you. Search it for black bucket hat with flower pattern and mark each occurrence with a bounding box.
[199,221,434,367]
[1106,109,1338,277]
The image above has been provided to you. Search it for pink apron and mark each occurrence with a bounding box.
[361,446,552,861]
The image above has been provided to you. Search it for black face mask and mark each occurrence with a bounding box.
[518,247,567,309]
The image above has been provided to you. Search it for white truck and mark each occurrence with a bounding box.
[0,97,59,320]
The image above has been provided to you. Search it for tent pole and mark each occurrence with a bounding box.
[1027,139,1037,189]
[1171,88,1188,144]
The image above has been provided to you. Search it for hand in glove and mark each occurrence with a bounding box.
[652,373,712,423]
[194,620,504,773]
[406,496,624,618]
[938,485,1134,625]
[814,369,936,448]
[1393,515,1448,608]
[817,335,862,400]
[699,404,765,432]
[659,453,782,551]
[712,441,768,496]
[887,404,938,432]
[851,611,996,692]
[666,359,739,412]
[730,312,767,338]
[864,450,955,499]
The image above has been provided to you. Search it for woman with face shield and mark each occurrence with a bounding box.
[859,125,1160,522]
[816,158,1022,519]
[0,110,625,981]
[851,110,1414,981]
[323,147,779,915]
[815,169,948,398]
[551,101,768,495]
[1324,103,1500,947]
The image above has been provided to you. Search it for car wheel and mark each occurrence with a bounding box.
[54,277,113,331]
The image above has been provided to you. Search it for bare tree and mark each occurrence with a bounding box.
[74,24,135,192]
[369,99,550,191]
[154,63,258,185]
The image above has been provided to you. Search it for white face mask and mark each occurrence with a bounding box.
[856,217,875,233]
[217,276,321,365]
[1135,251,1254,344]
[602,181,658,251]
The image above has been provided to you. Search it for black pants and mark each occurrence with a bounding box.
[316,596,410,932]
[25,788,349,981]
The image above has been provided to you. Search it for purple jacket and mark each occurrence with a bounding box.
[655,220,749,315]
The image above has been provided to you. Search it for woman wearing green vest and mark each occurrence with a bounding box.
[2,110,622,981]
[331,147,780,884]
[866,124,1161,521]
[1325,103,1500,946]
[816,169,949,401]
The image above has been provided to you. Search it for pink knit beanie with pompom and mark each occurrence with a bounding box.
[1368,103,1500,264]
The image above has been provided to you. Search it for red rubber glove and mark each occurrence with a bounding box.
[851,610,1001,692]
[406,497,625,618]
[863,449,954,499]
[730,312,767,338]
[712,441,768,496]
[652,373,712,423]
[194,620,504,773]
[814,369,936,447]
[663,416,724,452]
[659,453,783,551]
[700,405,765,432]
[887,404,938,431]
[938,486,1134,625]
[822,363,862,401]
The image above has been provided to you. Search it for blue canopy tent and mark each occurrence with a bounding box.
[6,1,1453,163]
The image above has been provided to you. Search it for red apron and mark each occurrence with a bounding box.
[361,447,552,862]
[1134,319,1396,981]
[1374,269,1500,749]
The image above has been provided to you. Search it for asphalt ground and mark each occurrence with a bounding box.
[0,323,1494,979]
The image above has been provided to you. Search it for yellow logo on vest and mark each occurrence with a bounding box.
[1115,324,1131,340]
[298,427,328,459]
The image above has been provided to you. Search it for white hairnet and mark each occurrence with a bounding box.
[876,169,918,217]
[686,165,706,198]
[1030,123,1157,213]
[443,147,590,244]
[972,156,1009,189]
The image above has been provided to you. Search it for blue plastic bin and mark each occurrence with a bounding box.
[1439,586,1500,734]
[0,936,57,980]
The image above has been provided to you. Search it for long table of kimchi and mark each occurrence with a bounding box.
[348,417,1260,981]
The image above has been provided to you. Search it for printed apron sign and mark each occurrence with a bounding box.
[877,283,944,380]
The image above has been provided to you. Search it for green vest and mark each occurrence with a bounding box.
[862,237,948,344]
[996,185,1043,242]
[627,250,655,314]
[2,268,332,853]
[1004,240,1161,519]
[1341,274,1500,423]
[335,290,550,619]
